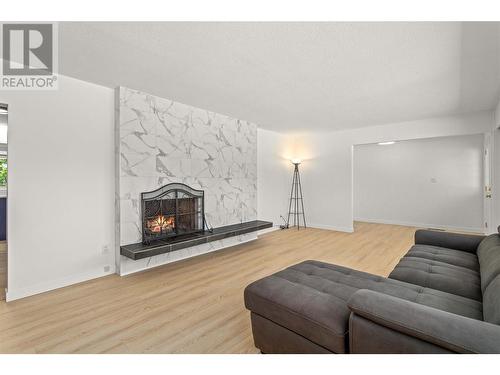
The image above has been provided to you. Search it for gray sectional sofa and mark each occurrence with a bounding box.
[244,228,500,353]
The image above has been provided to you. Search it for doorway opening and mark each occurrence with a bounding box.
[352,134,486,234]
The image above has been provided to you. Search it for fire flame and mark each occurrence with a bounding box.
[147,215,175,233]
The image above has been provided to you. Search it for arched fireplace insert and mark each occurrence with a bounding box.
[141,183,205,244]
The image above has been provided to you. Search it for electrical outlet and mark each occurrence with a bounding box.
[102,245,110,254]
[104,265,110,272]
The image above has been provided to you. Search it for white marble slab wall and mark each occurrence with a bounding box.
[116,87,258,274]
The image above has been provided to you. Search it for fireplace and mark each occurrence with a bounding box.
[141,183,205,244]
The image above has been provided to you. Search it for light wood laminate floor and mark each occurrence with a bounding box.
[0,222,416,353]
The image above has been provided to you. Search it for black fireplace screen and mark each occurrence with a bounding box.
[141,183,204,244]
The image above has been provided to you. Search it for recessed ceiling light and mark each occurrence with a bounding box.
[378,141,395,145]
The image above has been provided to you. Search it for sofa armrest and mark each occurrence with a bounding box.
[347,289,500,354]
[414,229,484,253]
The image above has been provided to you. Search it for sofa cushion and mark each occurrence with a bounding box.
[477,233,500,253]
[244,260,483,354]
[388,257,482,301]
[477,234,500,292]
[414,229,485,253]
[483,275,500,324]
[405,244,479,271]
[476,233,500,324]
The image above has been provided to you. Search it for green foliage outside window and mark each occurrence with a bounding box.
[0,157,7,187]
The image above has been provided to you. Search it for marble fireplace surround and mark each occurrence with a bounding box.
[116,87,258,275]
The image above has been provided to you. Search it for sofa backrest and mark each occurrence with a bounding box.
[477,231,500,324]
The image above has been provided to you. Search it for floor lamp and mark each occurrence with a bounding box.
[286,159,306,230]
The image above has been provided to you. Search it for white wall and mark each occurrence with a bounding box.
[496,100,500,125]
[0,74,115,301]
[354,135,484,232]
[260,111,494,233]
[0,113,7,144]
[257,129,289,227]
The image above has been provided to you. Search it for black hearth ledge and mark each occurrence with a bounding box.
[120,220,273,260]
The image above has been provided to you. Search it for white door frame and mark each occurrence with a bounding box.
[484,132,493,234]
[0,102,7,300]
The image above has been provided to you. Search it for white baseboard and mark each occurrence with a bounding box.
[5,266,116,302]
[354,217,484,234]
[307,223,354,233]
[257,225,281,235]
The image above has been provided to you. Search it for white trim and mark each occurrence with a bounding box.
[5,266,116,302]
[307,222,354,233]
[257,225,281,235]
[484,132,493,233]
[354,217,484,234]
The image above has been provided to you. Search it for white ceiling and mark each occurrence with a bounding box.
[59,22,500,132]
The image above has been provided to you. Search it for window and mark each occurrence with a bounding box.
[0,152,6,198]
[0,154,6,187]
